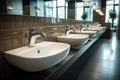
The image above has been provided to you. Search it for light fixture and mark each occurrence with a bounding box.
[35,7,40,12]
[20,9,23,13]
[91,3,98,10]
[98,11,104,16]
[95,8,101,13]
[7,4,14,9]
[91,3,104,16]
[95,8,104,16]
[7,0,14,9]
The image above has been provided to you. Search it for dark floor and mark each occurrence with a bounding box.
[59,32,120,80]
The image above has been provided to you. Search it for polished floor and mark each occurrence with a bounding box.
[59,32,120,80]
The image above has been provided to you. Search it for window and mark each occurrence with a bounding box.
[84,7,93,21]
[44,1,53,17]
[105,0,119,27]
[75,2,84,20]
[57,0,66,19]
[44,0,68,19]
[105,5,113,22]
[75,2,93,21]
[53,1,57,18]
[57,0,65,6]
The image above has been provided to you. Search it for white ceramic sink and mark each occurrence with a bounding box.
[71,30,97,38]
[4,41,70,72]
[81,30,97,38]
[57,34,89,46]
[87,27,106,32]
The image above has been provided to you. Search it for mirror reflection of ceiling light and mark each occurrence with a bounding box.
[20,9,23,13]
[98,11,104,16]
[7,4,14,9]
[91,3,98,10]
[95,8,101,13]
[7,0,14,10]
[91,3,104,16]
[35,7,40,12]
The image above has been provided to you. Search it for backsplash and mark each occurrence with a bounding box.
[0,14,108,52]
[0,14,82,52]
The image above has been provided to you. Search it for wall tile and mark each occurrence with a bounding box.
[0,30,11,38]
[4,39,12,51]
[12,37,23,49]
[2,15,11,29]
[17,16,24,28]
[0,40,4,51]
[11,15,18,29]
[11,29,23,37]
[23,16,29,28]
[0,15,2,29]
[27,16,30,27]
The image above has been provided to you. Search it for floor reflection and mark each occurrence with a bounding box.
[98,32,118,76]
[102,32,117,61]
[81,32,119,79]
[111,32,118,52]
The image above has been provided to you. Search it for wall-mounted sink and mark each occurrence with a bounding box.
[71,30,97,38]
[87,26,106,32]
[4,41,70,72]
[47,32,63,37]
[57,34,89,46]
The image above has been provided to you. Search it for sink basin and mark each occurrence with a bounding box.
[71,30,97,38]
[57,34,89,46]
[87,27,106,32]
[4,41,70,72]
[47,32,63,37]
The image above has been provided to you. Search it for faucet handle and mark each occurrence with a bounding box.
[40,32,47,38]
[72,27,76,31]
[65,25,70,29]
[29,28,35,34]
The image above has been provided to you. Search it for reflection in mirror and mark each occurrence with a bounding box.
[0,0,68,19]
[30,0,44,17]
[6,0,23,15]
[44,0,68,19]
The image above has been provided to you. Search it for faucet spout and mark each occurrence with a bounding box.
[29,32,46,47]
[65,29,74,36]
[65,25,75,36]
[29,35,41,47]
[39,32,46,38]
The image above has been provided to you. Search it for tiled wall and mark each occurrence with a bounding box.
[0,14,59,52]
[0,13,109,52]
[0,14,87,52]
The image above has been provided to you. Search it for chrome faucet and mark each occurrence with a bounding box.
[26,28,46,47]
[29,32,46,47]
[65,25,75,36]
[80,24,88,31]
